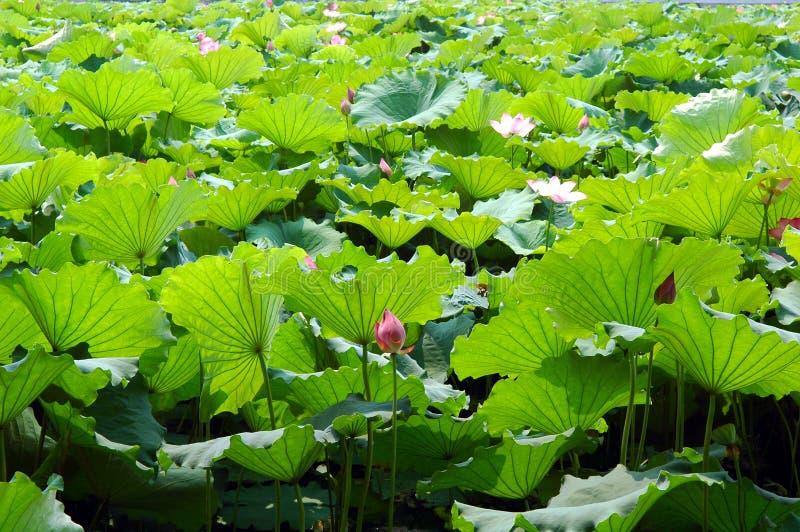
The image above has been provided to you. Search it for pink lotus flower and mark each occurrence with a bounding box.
[379,158,392,176]
[329,34,347,46]
[527,176,587,203]
[759,176,792,205]
[340,97,351,116]
[374,309,413,354]
[303,255,319,270]
[476,13,496,25]
[769,217,800,241]
[198,33,221,55]
[347,87,355,104]
[578,114,590,131]
[266,0,274,6]
[654,272,676,305]
[167,176,179,187]
[323,3,341,17]
[186,168,196,179]
[266,40,275,52]
[325,22,347,33]
[489,112,535,138]
[736,6,744,13]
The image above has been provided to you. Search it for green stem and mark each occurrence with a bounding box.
[163,112,172,140]
[756,202,769,251]
[29,210,36,244]
[258,355,280,531]
[103,121,111,155]
[381,126,389,159]
[35,412,47,468]
[675,360,684,452]
[0,425,5,482]
[570,451,581,476]
[774,397,799,494]
[340,439,354,532]
[324,447,337,527]
[376,241,383,259]
[702,394,717,532]
[734,454,746,532]
[231,467,244,531]
[620,352,637,467]
[345,117,351,164]
[139,256,145,276]
[356,341,374,531]
[295,482,306,531]
[205,468,213,532]
[544,201,554,251]
[510,145,517,169]
[388,355,398,531]
[635,350,655,468]
[734,392,757,483]
[472,249,479,275]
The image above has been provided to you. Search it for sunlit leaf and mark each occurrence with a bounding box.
[0,473,82,531]
[161,68,226,125]
[430,152,529,200]
[0,347,73,426]
[206,182,297,231]
[178,45,266,89]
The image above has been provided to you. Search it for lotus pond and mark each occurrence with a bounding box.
[5,0,800,530]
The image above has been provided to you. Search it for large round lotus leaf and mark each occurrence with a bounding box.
[351,70,466,129]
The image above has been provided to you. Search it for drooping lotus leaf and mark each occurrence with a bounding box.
[430,152,529,200]
[273,24,318,57]
[238,94,346,154]
[614,90,691,122]
[160,68,226,125]
[206,182,297,231]
[0,347,73,426]
[430,211,503,250]
[48,32,116,64]
[12,262,174,357]
[230,12,282,48]
[701,125,800,179]
[494,220,549,256]
[510,237,742,335]
[178,45,266,89]
[709,277,770,315]
[0,473,82,531]
[58,181,206,268]
[0,112,46,165]
[532,137,589,171]
[247,217,345,257]
[418,428,594,500]
[555,214,663,256]
[549,73,615,102]
[480,352,630,435]
[351,70,466,129]
[338,208,432,249]
[0,151,95,218]
[268,317,327,374]
[648,290,800,397]
[654,88,777,162]
[452,302,571,379]
[0,283,48,363]
[351,33,422,65]
[510,91,585,134]
[58,60,173,130]
[580,165,686,213]
[160,255,284,417]
[624,49,694,83]
[445,88,516,132]
[251,245,460,345]
[145,334,199,395]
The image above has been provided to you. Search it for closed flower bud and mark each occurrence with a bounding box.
[374,309,412,354]
[340,97,351,116]
[654,272,676,305]
[578,114,590,131]
[379,158,392,176]
[347,87,355,104]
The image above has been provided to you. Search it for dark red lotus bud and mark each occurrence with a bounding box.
[654,272,676,305]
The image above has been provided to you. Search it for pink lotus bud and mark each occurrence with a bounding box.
[168,176,179,187]
[303,255,319,270]
[379,158,392,176]
[654,272,676,305]
[374,309,411,354]
[340,97,351,116]
[329,34,347,46]
[197,32,206,41]
[347,87,355,104]
[186,168,196,179]
[35,2,40,10]
[266,0,274,6]
[578,114,590,131]
[266,40,275,52]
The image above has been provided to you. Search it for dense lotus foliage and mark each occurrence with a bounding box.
[4,0,800,530]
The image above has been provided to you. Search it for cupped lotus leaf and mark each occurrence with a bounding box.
[624,49,694,83]
[230,12,283,48]
[22,20,72,57]
[445,88,516,132]
[480,352,630,435]
[58,61,173,130]
[451,302,571,379]
[160,255,284,416]
[351,33,422,63]
[614,90,691,122]
[372,414,490,475]
[701,125,800,179]
[12,262,174,357]
[418,429,594,500]
[252,245,459,345]
[510,91,585,134]
[710,277,770,315]
[431,211,503,250]
[562,46,622,78]
[273,24,317,57]
[224,424,324,483]
[580,165,686,213]
[58,181,206,267]
[654,88,777,162]
[0,113,46,164]
[48,32,116,64]
[145,334,199,395]
[648,290,800,396]
[351,70,466,129]
[114,158,183,191]
[206,182,297,231]
[338,208,431,248]
[0,347,73,426]
[532,137,589,171]
[178,45,266,89]
[511,238,742,335]
[0,473,82,532]
[494,220,549,255]
[160,68,226,125]
[555,215,663,256]
[0,151,95,217]
[634,168,757,238]
[0,284,48,363]
[247,217,345,257]
[430,152,529,200]
[238,94,345,154]
[269,317,326,374]
[549,73,614,102]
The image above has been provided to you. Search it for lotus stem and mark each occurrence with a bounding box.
[205,468,213,532]
[35,413,47,468]
[29,210,36,244]
[0,424,5,482]
[103,120,111,155]
[340,439,354,532]
[733,392,757,482]
[544,201,554,252]
[510,145,517,169]
[388,354,399,531]
[734,452,746,532]
[675,360,684,451]
[756,203,769,251]
[295,482,306,531]
[356,341,374,531]
[635,349,655,467]
[231,466,244,531]
[702,394,717,532]
[472,249,479,275]
[620,351,637,468]
[258,355,281,531]
[774,397,800,494]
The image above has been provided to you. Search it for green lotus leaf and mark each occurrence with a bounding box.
[0,151,95,217]
[160,68,226,125]
[614,90,691,122]
[372,414,489,476]
[160,255,284,417]
[178,226,234,257]
[510,91,585,134]
[58,181,206,268]
[178,45,266,89]
[48,32,116,64]
[654,88,777,162]
[113,158,184,191]
[549,73,614,102]
[206,182,297,231]
[0,283,48,364]
[480,352,630,435]
[247,217,345,257]
[58,60,173,130]
[701,124,800,178]
[724,185,800,239]
[580,165,685,213]
[351,33,421,63]
[709,277,770,315]
[511,238,742,335]
[494,220,549,256]
[0,239,24,271]
[624,49,694,83]
[452,301,571,379]
[269,317,327,374]
[562,46,621,78]
[238,94,345,154]
[0,347,73,426]
[649,290,800,396]
[224,424,324,483]
[351,70,466,129]
[252,245,459,345]
[532,137,589,171]
[431,211,503,250]
[418,429,594,500]
[445,88,515,132]
[273,24,318,57]
[12,262,174,357]
[0,473,81,531]
[555,214,663,256]
[472,186,535,224]
[338,208,431,248]
[0,112,46,165]
[21,20,72,57]
[145,334,199,395]
[430,152,529,200]
[230,12,283,48]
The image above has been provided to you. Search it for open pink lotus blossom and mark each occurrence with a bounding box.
[379,158,392,176]
[527,176,587,203]
[374,309,413,354]
[769,217,800,241]
[489,112,535,138]
[476,13,496,25]
[759,177,792,205]
[198,33,221,55]
[266,0,274,7]
[167,176,179,187]
[266,40,275,52]
[329,34,347,46]
[323,3,341,17]
[325,22,347,33]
